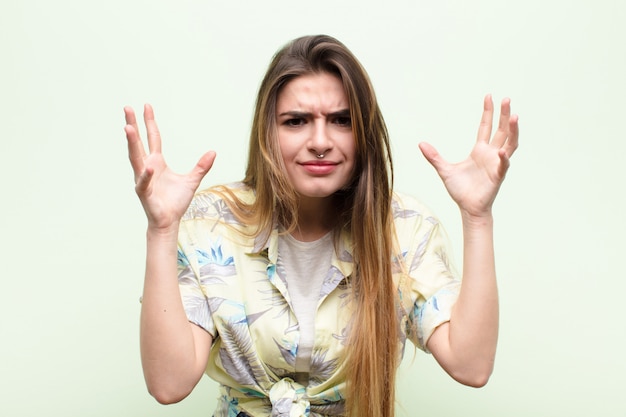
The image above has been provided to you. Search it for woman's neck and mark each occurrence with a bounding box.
[291,196,336,242]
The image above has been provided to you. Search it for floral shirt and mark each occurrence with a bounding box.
[177,183,461,417]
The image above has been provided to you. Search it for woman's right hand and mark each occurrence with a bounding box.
[124,104,216,231]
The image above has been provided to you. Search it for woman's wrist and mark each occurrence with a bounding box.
[146,222,180,243]
[460,209,494,229]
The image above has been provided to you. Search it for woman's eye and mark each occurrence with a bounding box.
[334,116,351,127]
[285,118,305,127]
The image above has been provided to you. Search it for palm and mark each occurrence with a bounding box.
[124,104,216,229]
[419,96,519,217]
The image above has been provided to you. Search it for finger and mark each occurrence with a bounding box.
[124,106,142,142]
[502,114,519,158]
[476,94,494,144]
[124,106,146,157]
[135,165,154,195]
[124,123,146,180]
[419,142,449,174]
[497,148,511,178]
[491,98,511,148]
[188,151,217,184]
[143,103,162,154]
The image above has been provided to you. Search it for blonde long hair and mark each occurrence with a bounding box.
[220,35,399,417]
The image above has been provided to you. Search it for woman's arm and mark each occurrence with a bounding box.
[426,214,498,387]
[124,104,216,403]
[140,225,213,403]
[420,95,519,386]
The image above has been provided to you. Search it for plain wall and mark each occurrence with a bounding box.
[1,0,625,415]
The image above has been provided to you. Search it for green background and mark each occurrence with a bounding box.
[2,0,624,415]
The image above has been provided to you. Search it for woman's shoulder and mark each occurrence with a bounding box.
[182,182,255,222]
[390,191,448,246]
[391,190,437,221]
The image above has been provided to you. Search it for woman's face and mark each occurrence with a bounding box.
[276,72,356,203]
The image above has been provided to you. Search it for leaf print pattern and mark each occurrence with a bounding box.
[410,233,429,272]
[318,267,345,300]
[310,402,345,416]
[246,309,272,327]
[336,249,353,263]
[257,286,299,334]
[197,241,235,269]
[192,240,237,286]
[178,262,213,331]
[309,348,339,386]
[274,258,290,289]
[392,198,420,219]
[178,267,197,285]
[182,292,212,332]
[207,297,227,313]
[176,185,461,416]
[273,338,297,367]
[219,320,266,388]
[265,363,293,382]
[197,244,234,267]
[331,326,350,345]
[257,286,288,310]
[177,249,191,267]
[183,196,209,220]
[210,197,241,226]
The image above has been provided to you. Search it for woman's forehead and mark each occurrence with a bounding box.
[276,73,348,114]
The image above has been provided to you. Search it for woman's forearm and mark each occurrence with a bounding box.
[428,212,499,386]
[140,225,211,404]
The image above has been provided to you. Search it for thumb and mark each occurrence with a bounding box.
[418,142,446,172]
[189,151,217,183]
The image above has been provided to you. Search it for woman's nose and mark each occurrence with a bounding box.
[309,120,332,155]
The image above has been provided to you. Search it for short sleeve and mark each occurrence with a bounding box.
[177,233,217,337]
[394,194,461,352]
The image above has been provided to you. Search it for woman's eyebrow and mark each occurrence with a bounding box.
[277,109,350,118]
[328,109,350,118]
[277,110,311,118]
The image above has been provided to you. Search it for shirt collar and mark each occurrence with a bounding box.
[247,222,354,279]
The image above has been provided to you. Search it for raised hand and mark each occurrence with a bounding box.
[124,104,216,230]
[419,95,519,219]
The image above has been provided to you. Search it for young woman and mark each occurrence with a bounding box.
[124,35,519,417]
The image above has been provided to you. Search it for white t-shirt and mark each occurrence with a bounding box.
[276,231,333,380]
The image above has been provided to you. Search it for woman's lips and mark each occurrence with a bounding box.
[300,161,338,175]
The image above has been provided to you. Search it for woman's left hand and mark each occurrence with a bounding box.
[419,95,519,219]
